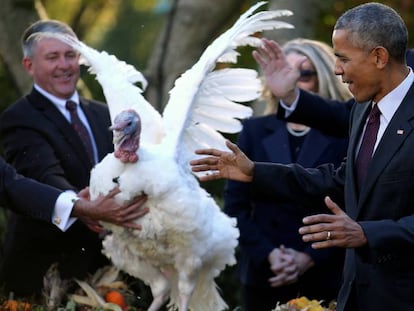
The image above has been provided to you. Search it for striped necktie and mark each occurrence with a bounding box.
[65,100,94,164]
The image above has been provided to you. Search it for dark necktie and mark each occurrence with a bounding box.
[355,103,381,189]
[65,100,94,163]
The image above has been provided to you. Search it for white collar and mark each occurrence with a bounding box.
[34,84,80,111]
[376,68,414,123]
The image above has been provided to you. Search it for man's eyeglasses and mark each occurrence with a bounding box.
[299,69,317,82]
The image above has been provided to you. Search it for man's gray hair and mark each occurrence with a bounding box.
[22,20,77,58]
[335,2,407,62]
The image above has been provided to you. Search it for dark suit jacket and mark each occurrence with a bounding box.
[252,81,414,311]
[277,49,414,138]
[0,88,113,295]
[224,115,347,303]
[0,156,61,220]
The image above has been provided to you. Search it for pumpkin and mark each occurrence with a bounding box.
[1,300,31,311]
[105,290,127,310]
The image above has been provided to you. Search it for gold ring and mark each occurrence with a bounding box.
[326,231,332,240]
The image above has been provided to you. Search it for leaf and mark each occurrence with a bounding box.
[103,302,124,311]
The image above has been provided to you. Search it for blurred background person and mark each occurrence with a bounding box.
[224,38,352,311]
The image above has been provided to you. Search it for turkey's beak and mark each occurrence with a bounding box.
[109,123,121,131]
[110,122,127,145]
[112,131,127,145]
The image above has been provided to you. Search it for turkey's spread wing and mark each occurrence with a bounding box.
[160,1,294,175]
[42,33,165,146]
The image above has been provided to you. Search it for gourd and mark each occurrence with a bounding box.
[1,293,31,311]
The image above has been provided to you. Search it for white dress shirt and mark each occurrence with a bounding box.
[53,190,79,231]
[364,68,414,153]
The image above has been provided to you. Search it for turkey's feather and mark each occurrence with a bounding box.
[162,2,293,166]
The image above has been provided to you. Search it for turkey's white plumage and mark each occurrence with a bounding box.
[45,2,293,310]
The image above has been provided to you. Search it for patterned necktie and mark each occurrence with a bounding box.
[355,103,381,189]
[65,100,94,163]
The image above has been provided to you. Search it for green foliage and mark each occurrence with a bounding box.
[56,300,76,311]
[314,0,414,47]
[78,1,167,102]
[99,1,166,70]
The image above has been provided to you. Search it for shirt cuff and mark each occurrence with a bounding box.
[52,190,78,231]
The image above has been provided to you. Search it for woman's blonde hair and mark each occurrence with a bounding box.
[263,38,352,115]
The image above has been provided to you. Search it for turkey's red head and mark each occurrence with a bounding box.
[110,109,141,163]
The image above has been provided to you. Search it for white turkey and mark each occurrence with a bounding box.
[44,2,293,310]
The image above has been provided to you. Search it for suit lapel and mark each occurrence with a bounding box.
[347,101,371,219]
[26,89,94,168]
[357,87,414,210]
[348,102,371,167]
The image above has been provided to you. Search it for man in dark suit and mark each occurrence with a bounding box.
[191,3,414,311]
[0,19,141,297]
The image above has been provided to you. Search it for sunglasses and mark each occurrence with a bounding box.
[299,69,317,82]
